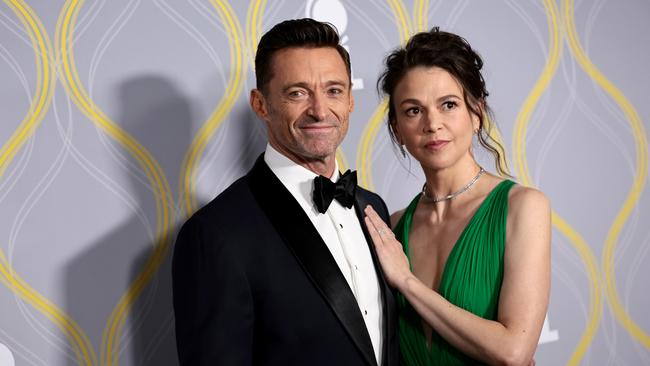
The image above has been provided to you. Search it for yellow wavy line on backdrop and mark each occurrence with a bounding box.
[562,0,650,350]
[179,0,246,216]
[0,252,95,366]
[413,0,428,32]
[55,1,177,365]
[246,0,266,66]
[356,0,411,190]
[0,1,97,366]
[512,1,603,365]
[244,0,349,172]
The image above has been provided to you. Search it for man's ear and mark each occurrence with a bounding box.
[349,93,355,113]
[250,89,268,121]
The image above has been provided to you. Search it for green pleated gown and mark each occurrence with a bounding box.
[393,180,515,365]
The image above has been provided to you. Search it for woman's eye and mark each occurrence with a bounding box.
[405,107,420,117]
[442,101,457,110]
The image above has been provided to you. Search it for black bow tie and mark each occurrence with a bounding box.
[313,170,357,214]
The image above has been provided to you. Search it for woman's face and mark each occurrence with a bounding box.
[391,66,479,172]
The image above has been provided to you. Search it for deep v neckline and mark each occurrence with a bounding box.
[402,179,510,292]
[400,180,509,352]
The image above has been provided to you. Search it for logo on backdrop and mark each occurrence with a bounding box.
[539,314,559,344]
[306,0,364,90]
[0,343,15,366]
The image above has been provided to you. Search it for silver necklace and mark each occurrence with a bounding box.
[421,167,485,203]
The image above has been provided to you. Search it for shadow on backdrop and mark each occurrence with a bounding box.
[65,75,191,366]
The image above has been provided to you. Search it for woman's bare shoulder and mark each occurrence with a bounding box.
[390,209,407,230]
[507,184,550,216]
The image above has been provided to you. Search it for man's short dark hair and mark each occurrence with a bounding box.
[254,18,352,92]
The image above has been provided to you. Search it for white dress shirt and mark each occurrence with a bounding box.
[264,144,384,364]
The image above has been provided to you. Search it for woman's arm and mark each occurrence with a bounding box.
[364,187,550,366]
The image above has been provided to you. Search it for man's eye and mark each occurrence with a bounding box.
[405,107,420,117]
[288,90,306,98]
[442,101,457,110]
[328,88,343,96]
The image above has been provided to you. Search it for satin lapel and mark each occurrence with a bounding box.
[354,192,397,365]
[247,155,377,366]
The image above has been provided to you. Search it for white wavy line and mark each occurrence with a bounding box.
[52,84,156,245]
[444,0,467,30]
[72,0,107,43]
[533,45,577,184]
[4,87,82,363]
[551,251,590,322]
[0,42,32,99]
[365,0,397,25]
[0,136,34,204]
[140,311,174,365]
[502,0,554,153]
[0,22,37,203]
[155,0,227,85]
[380,153,420,204]
[347,0,394,49]
[93,130,156,240]
[551,238,595,360]
[84,0,161,243]
[201,117,265,199]
[0,329,48,366]
[114,265,160,356]
[7,111,71,264]
[426,0,444,28]
[14,294,79,365]
[623,210,650,363]
[0,8,32,47]
[262,0,287,30]
[87,0,140,92]
[579,5,648,363]
[188,0,227,34]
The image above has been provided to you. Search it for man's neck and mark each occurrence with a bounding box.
[268,142,337,178]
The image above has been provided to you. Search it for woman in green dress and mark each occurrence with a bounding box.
[363,28,551,365]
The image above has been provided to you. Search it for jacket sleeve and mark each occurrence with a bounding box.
[172,215,254,365]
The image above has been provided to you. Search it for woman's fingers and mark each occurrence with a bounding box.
[364,216,383,248]
[364,205,393,240]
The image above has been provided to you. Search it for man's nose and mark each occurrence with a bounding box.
[307,93,328,121]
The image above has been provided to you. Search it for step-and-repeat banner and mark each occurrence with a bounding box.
[1,1,648,365]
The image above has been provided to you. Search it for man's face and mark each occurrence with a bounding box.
[250,47,354,168]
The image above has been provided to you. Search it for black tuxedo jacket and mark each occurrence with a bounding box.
[172,154,398,365]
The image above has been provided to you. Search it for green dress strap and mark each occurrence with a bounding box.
[393,179,516,366]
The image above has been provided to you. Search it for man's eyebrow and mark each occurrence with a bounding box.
[281,80,350,93]
[323,79,349,87]
[282,82,310,93]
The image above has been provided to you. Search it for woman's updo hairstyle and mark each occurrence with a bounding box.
[377,27,509,176]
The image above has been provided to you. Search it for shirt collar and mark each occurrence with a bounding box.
[264,144,340,207]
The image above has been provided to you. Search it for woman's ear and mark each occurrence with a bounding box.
[390,120,402,144]
[472,99,486,133]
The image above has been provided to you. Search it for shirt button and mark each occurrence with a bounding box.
[364,310,368,315]
[339,223,343,228]
[354,265,358,270]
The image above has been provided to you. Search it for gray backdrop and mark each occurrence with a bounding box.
[1,0,649,365]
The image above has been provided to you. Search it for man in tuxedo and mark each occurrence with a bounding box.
[172,18,397,365]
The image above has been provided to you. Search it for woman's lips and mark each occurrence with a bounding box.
[424,140,449,150]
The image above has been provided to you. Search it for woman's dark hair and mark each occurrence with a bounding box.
[377,27,510,176]
[255,18,351,93]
